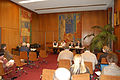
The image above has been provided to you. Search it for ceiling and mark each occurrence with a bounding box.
[11,0,113,14]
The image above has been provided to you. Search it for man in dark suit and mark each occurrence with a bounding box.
[69,41,75,52]
[75,40,82,54]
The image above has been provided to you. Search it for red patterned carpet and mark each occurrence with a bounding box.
[15,54,58,80]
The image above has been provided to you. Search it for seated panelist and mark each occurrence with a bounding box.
[60,40,66,47]
[53,40,58,54]
[75,40,82,54]
[59,40,66,51]
[69,41,75,52]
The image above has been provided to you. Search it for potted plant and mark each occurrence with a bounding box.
[83,24,117,52]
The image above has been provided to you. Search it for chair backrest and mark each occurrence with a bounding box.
[101,58,108,64]
[0,63,5,76]
[13,55,21,66]
[84,62,93,74]
[72,73,90,80]
[29,52,37,61]
[58,59,70,70]
[42,69,55,80]
[97,53,104,60]
[100,75,120,80]
[20,51,28,60]
[39,50,48,58]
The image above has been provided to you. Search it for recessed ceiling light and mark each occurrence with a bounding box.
[19,0,46,4]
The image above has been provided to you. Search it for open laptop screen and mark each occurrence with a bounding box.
[100,64,109,71]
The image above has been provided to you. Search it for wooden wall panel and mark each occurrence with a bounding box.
[39,10,107,47]
[114,0,120,53]
[82,11,107,46]
[0,0,39,52]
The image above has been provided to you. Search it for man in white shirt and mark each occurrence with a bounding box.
[53,40,58,54]
[81,47,98,70]
[57,47,73,64]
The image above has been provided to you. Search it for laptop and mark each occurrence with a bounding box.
[100,64,109,71]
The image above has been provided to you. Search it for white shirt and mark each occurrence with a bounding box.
[81,50,98,70]
[61,42,66,47]
[57,49,73,63]
[53,42,58,47]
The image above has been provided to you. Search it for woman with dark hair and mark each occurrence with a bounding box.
[101,53,120,76]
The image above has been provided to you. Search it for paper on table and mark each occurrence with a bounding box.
[95,71,101,76]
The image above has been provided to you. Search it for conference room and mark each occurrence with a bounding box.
[0,0,120,80]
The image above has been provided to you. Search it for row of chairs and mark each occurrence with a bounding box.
[58,59,93,74]
[41,69,120,80]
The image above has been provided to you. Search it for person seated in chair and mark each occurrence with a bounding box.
[98,46,111,64]
[53,68,71,80]
[0,49,14,68]
[59,40,66,51]
[57,47,73,65]
[69,41,75,52]
[20,42,30,58]
[1,44,13,61]
[53,40,58,54]
[101,53,120,76]
[70,54,89,75]
[75,40,82,54]
[81,46,98,71]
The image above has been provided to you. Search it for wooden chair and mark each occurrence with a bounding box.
[101,58,108,64]
[58,59,70,70]
[0,62,17,79]
[100,75,120,80]
[13,55,27,75]
[84,62,93,74]
[29,52,39,68]
[72,73,90,80]
[41,69,55,80]
[39,50,48,63]
[20,51,28,60]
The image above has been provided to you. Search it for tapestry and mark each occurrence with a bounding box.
[19,8,32,43]
[58,13,81,42]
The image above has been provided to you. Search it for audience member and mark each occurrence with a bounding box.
[57,47,73,64]
[81,47,98,70]
[1,44,13,61]
[53,68,71,80]
[20,42,30,57]
[0,49,14,68]
[69,41,75,52]
[53,40,58,54]
[98,46,111,64]
[70,54,89,75]
[101,53,120,76]
[75,40,82,54]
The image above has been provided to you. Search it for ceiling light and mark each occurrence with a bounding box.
[19,0,46,4]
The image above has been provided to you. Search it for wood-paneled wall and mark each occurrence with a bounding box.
[0,0,40,52]
[0,0,19,51]
[114,0,120,61]
[39,10,107,46]
[0,0,108,51]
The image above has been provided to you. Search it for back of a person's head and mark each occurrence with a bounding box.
[72,54,86,74]
[103,46,110,53]
[26,43,30,47]
[107,53,118,64]
[53,68,71,80]
[1,44,6,49]
[22,42,26,46]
